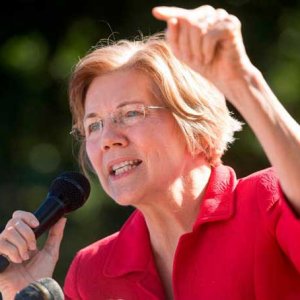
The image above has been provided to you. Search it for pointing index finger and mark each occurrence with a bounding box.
[152,6,187,21]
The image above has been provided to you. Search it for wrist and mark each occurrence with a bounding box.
[222,65,264,108]
[1,288,18,300]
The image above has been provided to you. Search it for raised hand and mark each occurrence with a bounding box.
[0,211,66,300]
[152,5,255,98]
[152,5,300,213]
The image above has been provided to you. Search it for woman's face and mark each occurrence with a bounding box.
[84,69,192,207]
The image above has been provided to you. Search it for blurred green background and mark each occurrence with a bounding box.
[0,0,299,287]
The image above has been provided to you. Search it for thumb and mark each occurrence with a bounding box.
[152,6,187,21]
[43,217,67,257]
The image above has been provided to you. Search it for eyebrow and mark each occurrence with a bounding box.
[83,100,144,121]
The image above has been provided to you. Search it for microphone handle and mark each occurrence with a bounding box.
[33,195,65,238]
[0,255,9,272]
[0,195,65,273]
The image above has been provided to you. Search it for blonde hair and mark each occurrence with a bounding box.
[69,33,242,172]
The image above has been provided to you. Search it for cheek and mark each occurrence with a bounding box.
[86,143,102,174]
[86,143,95,164]
[86,145,109,190]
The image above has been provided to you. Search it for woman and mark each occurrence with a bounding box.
[1,5,300,300]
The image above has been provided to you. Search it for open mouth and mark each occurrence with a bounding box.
[110,159,142,176]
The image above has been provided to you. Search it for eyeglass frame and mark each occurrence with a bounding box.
[70,103,168,142]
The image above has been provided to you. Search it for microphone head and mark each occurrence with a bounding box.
[38,278,64,300]
[48,171,90,213]
[15,277,64,300]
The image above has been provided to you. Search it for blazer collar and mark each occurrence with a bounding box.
[103,165,237,278]
[103,209,155,277]
[194,164,237,228]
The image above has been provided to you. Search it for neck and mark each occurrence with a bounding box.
[135,162,211,299]
[137,162,211,256]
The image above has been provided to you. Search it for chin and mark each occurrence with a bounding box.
[113,197,139,207]
[110,191,141,207]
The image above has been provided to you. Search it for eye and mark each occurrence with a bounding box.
[89,121,101,132]
[120,107,144,126]
[121,104,145,120]
[85,119,102,135]
[124,109,144,118]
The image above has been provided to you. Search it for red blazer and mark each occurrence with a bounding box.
[64,165,300,299]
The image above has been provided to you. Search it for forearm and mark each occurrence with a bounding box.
[226,67,300,212]
[152,4,300,212]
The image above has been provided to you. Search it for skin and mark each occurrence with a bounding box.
[0,213,66,298]
[1,5,300,300]
[84,70,210,209]
[152,5,300,209]
[84,70,212,298]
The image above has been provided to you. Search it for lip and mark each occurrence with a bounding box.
[106,157,143,176]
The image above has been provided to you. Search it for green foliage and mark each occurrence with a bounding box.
[0,0,299,287]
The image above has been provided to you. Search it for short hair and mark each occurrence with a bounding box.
[69,33,242,173]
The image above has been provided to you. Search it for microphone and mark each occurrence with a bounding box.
[14,277,64,300]
[0,171,90,273]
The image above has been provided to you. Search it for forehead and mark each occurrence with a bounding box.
[84,69,156,116]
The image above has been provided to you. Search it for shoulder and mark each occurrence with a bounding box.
[67,209,141,272]
[239,166,277,182]
[63,231,120,298]
[64,231,120,287]
[238,167,280,193]
[211,164,280,196]
[237,167,284,211]
[74,231,120,264]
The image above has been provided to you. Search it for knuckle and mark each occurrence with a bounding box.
[12,210,34,221]
[12,218,22,227]
[228,15,241,27]
[4,225,16,237]
[201,5,215,11]
[6,218,23,232]
[0,242,20,263]
[216,8,228,17]
[193,5,215,17]
[11,249,22,263]
[12,210,24,218]
[194,23,206,35]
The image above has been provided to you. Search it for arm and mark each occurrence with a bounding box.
[0,212,66,300]
[224,68,300,212]
[153,5,300,212]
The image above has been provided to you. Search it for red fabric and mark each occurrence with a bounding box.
[64,165,300,299]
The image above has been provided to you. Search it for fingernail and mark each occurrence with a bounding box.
[31,219,39,227]
[23,252,29,260]
[16,257,23,263]
[154,6,167,13]
[30,243,36,251]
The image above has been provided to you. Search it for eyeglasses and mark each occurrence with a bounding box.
[70,103,167,142]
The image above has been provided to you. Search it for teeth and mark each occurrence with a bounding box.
[115,164,138,176]
[111,160,141,176]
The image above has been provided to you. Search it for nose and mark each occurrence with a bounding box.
[99,122,129,151]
